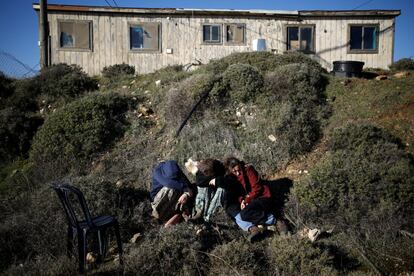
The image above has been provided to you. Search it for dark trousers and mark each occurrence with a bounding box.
[240,197,272,225]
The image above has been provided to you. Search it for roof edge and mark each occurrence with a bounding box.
[32,3,400,17]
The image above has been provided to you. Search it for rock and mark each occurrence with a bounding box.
[122,85,127,89]
[394,71,410,79]
[130,233,142,243]
[236,111,242,117]
[40,108,44,114]
[138,105,154,116]
[116,180,124,189]
[375,75,387,80]
[155,80,162,87]
[308,228,321,242]
[86,252,97,263]
[144,90,150,94]
[268,134,277,142]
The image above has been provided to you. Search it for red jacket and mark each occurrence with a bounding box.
[236,165,271,204]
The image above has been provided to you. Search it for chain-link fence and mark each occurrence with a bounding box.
[0,50,39,79]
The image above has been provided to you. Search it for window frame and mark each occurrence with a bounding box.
[57,19,93,52]
[285,24,316,54]
[348,24,379,54]
[128,22,162,53]
[224,23,246,46]
[201,24,223,45]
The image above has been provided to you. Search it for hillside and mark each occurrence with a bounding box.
[0,53,413,275]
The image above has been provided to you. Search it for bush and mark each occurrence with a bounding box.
[389,58,414,71]
[222,63,264,103]
[102,63,135,79]
[202,51,324,75]
[267,236,337,275]
[0,185,67,272]
[37,63,97,102]
[0,108,43,163]
[209,239,268,275]
[124,224,204,275]
[2,78,39,112]
[30,93,130,174]
[0,72,14,99]
[288,123,414,273]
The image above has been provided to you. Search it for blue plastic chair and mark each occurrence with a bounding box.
[52,182,123,272]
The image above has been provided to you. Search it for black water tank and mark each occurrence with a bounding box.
[333,61,365,78]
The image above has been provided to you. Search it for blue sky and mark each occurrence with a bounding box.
[0,0,413,73]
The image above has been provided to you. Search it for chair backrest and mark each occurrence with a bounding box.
[52,182,93,228]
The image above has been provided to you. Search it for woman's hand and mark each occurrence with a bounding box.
[240,200,246,210]
[178,192,190,205]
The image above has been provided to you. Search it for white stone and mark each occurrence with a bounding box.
[130,233,142,243]
[308,228,321,242]
[268,134,277,142]
[155,80,162,87]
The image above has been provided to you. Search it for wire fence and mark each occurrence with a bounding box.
[0,50,39,79]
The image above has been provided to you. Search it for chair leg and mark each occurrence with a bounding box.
[77,231,87,273]
[114,223,123,265]
[97,229,107,262]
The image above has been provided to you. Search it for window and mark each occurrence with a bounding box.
[225,24,245,45]
[286,25,315,53]
[58,21,92,50]
[203,24,222,44]
[349,25,378,52]
[129,23,161,51]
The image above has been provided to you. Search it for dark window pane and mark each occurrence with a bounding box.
[212,26,220,41]
[350,26,363,50]
[287,27,299,50]
[130,26,143,49]
[203,26,210,41]
[300,27,313,51]
[364,27,377,50]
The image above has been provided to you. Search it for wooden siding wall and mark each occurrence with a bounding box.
[47,12,395,75]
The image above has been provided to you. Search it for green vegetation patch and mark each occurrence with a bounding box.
[30,92,130,173]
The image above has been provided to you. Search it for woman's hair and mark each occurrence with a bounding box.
[197,159,225,177]
[223,156,242,174]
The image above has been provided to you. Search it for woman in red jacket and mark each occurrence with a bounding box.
[224,156,281,241]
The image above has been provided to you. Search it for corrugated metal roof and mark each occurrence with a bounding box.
[32,3,400,18]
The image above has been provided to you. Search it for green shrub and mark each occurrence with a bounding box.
[30,93,130,173]
[222,63,264,103]
[389,58,414,71]
[0,108,43,163]
[37,63,97,102]
[3,255,77,276]
[0,185,67,272]
[124,224,204,275]
[0,72,14,99]
[102,63,135,79]
[209,239,268,275]
[288,123,414,274]
[202,51,324,75]
[2,78,39,112]
[267,236,337,275]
